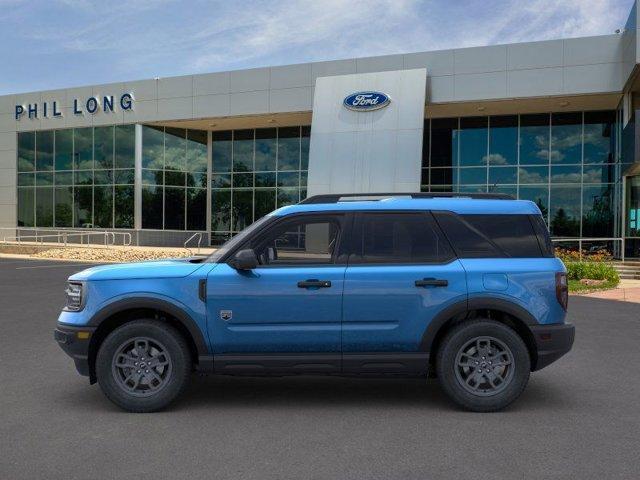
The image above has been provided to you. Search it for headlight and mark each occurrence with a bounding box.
[64,282,85,311]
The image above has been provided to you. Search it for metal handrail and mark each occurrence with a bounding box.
[551,237,625,262]
[184,232,203,255]
[1,229,132,249]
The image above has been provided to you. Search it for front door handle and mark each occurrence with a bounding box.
[415,278,448,287]
[298,279,332,289]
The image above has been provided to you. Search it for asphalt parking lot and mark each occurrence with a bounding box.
[1,258,639,480]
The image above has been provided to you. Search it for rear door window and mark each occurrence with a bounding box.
[434,212,543,258]
[350,212,454,264]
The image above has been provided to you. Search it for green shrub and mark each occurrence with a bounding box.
[565,261,619,283]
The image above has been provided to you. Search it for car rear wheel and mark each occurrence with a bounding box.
[436,319,530,412]
[96,320,191,412]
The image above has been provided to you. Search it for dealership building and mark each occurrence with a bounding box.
[2,4,640,256]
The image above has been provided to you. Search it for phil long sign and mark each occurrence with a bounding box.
[15,93,134,120]
[343,91,390,111]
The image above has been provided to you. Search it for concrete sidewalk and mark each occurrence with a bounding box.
[574,279,640,303]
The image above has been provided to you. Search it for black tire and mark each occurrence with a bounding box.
[96,320,191,413]
[436,319,530,412]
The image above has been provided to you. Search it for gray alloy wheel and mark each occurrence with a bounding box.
[436,319,530,412]
[111,337,173,398]
[96,319,191,413]
[453,336,515,397]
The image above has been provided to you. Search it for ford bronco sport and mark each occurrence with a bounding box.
[55,192,574,412]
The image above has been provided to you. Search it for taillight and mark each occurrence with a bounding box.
[555,272,568,311]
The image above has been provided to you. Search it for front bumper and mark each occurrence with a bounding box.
[54,324,97,377]
[530,322,575,371]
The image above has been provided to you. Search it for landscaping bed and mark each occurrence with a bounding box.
[556,248,620,294]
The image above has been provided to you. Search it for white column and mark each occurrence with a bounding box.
[134,124,142,231]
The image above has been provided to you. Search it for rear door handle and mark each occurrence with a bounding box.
[415,278,448,287]
[298,279,332,289]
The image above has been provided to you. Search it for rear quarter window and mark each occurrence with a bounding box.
[433,212,544,258]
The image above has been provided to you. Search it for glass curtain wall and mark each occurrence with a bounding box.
[422,111,618,239]
[141,126,208,231]
[211,126,310,244]
[17,125,135,228]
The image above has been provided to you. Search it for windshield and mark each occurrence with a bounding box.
[206,215,273,263]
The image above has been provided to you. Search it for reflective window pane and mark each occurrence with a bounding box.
[212,174,231,188]
[430,118,456,168]
[584,111,615,164]
[519,166,548,184]
[55,171,73,186]
[232,190,253,231]
[74,186,92,227]
[211,190,231,232]
[115,124,135,169]
[549,185,581,237]
[255,189,276,220]
[164,187,185,230]
[18,132,35,172]
[488,116,517,166]
[233,130,253,172]
[186,130,207,173]
[550,165,581,183]
[93,186,113,228]
[489,166,517,185]
[212,131,232,172]
[457,117,487,167]
[301,126,310,170]
[142,186,163,229]
[114,169,134,185]
[584,164,615,184]
[18,172,34,187]
[582,184,614,237]
[165,128,186,171]
[74,128,93,170]
[35,187,54,227]
[142,126,164,169]
[520,114,549,165]
[457,167,486,185]
[94,126,114,170]
[35,172,53,186]
[142,169,163,186]
[277,171,299,187]
[187,188,207,231]
[17,188,34,227]
[255,128,276,171]
[114,186,134,228]
[277,127,300,171]
[36,130,54,171]
[519,186,549,218]
[55,129,73,170]
[277,187,299,207]
[551,113,582,164]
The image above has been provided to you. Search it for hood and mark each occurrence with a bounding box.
[69,258,206,281]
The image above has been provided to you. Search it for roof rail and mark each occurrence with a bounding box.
[299,192,514,204]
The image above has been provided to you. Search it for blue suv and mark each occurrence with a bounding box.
[55,193,574,412]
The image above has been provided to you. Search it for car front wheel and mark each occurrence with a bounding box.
[436,319,530,412]
[96,320,191,412]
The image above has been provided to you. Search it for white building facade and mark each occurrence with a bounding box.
[2,2,640,256]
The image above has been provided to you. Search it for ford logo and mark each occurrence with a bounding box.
[343,91,390,111]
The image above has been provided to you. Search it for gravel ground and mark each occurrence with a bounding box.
[31,246,197,262]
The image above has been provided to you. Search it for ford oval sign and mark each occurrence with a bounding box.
[343,91,390,111]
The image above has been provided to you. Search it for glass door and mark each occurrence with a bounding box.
[624,175,640,257]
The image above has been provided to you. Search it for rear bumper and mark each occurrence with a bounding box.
[54,324,96,377]
[530,322,575,371]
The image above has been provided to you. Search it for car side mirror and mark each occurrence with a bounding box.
[230,249,258,270]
